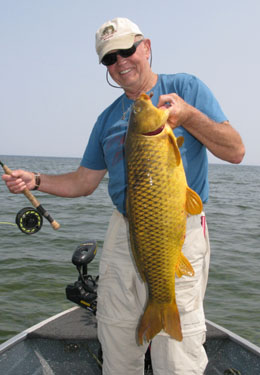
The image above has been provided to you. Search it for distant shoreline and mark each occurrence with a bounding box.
[0,154,258,167]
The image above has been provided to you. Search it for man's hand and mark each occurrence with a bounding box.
[157,93,192,129]
[2,170,35,193]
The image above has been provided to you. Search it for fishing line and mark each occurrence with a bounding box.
[0,222,17,226]
[0,210,43,234]
[85,345,103,369]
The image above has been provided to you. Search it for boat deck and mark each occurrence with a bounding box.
[0,307,259,374]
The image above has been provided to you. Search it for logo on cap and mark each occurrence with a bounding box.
[101,25,117,41]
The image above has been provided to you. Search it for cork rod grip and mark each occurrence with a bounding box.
[1,161,60,230]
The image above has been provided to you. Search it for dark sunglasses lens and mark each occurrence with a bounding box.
[102,53,117,66]
[102,46,134,66]
[102,40,142,66]
[119,45,136,58]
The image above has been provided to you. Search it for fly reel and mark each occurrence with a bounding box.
[16,207,43,235]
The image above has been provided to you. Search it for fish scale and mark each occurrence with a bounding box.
[125,93,203,344]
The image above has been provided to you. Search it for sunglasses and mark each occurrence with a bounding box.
[101,39,144,66]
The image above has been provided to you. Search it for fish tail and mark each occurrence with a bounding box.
[162,298,183,342]
[138,299,182,345]
[138,301,162,345]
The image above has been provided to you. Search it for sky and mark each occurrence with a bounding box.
[0,0,259,166]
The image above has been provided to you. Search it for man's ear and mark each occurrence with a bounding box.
[143,39,151,59]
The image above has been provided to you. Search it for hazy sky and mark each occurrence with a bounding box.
[1,0,259,165]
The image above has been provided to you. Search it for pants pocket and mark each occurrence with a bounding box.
[97,261,145,326]
[175,214,209,313]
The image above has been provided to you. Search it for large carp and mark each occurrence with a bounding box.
[125,93,203,344]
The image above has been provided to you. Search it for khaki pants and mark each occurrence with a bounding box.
[97,210,210,375]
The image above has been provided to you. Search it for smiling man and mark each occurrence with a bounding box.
[2,17,245,375]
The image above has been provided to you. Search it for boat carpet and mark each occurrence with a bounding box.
[27,306,227,342]
[28,307,98,341]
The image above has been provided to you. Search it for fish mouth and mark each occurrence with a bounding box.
[142,125,165,136]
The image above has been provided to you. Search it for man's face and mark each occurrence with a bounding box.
[106,39,151,92]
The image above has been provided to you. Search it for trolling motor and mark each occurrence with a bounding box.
[66,240,153,374]
[66,240,99,314]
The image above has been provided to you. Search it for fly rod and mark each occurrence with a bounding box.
[0,160,60,230]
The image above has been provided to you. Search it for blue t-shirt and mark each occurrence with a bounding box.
[81,73,228,215]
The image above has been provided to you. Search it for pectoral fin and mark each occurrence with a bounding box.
[186,186,203,215]
[177,136,184,148]
[166,125,181,166]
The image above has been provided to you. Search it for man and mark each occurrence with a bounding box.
[2,17,245,375]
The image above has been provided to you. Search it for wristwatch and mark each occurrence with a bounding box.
[33,173,41,190]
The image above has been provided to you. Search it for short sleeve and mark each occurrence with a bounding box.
[80,119,107,170]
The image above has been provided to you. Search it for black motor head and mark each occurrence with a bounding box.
[72,240,97,267]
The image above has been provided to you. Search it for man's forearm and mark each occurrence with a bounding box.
[2,166,107,198]
[37,171,84,197]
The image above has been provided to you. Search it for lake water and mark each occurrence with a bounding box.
[0,155,259,346]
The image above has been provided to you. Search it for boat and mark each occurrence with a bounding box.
[0,306,259,375]
[1,241,259,374]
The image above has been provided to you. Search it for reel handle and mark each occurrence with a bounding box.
[1,161,60,230]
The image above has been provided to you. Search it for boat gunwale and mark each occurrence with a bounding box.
[206,318,260,356]
[0,306,79,353]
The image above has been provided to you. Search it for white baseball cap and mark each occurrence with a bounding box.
[95,17,143,63]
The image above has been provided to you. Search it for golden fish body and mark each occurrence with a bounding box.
[125,94,202,344]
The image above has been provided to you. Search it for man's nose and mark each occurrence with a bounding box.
[116,54,128,64]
